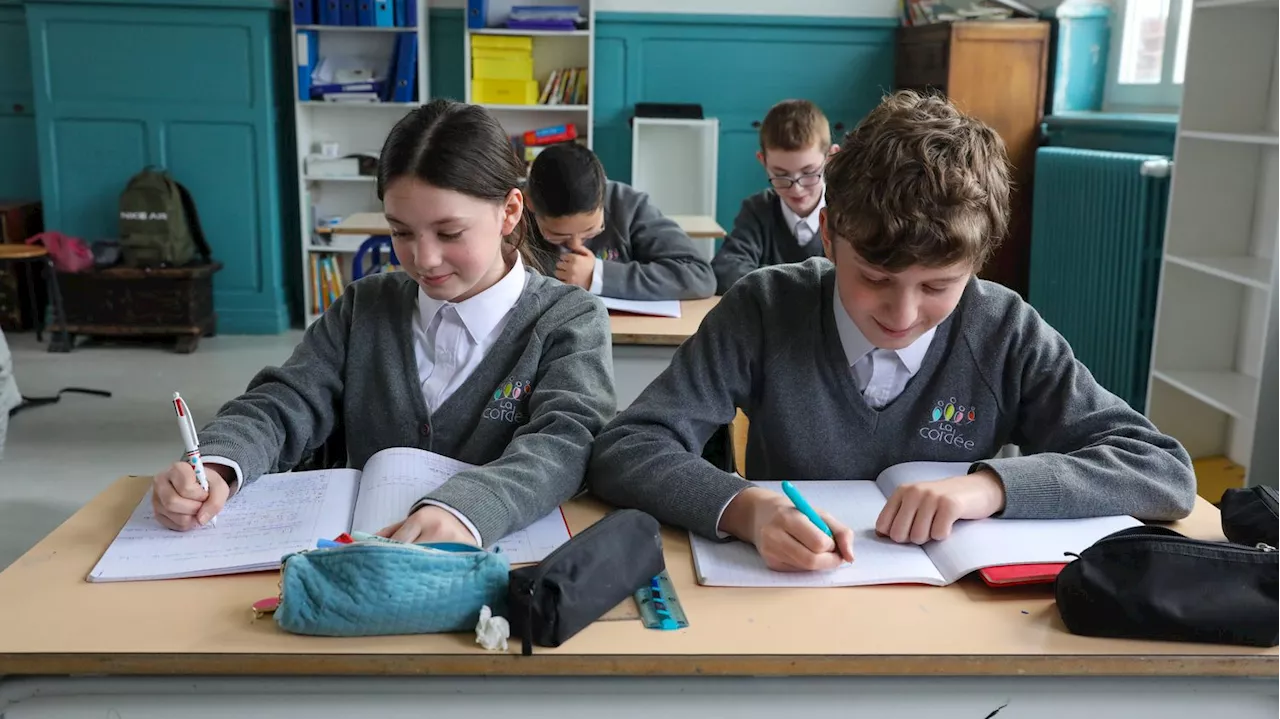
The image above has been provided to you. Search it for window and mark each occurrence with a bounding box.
[1105,0,1194,111]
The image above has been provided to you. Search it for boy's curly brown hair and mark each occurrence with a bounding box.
[823,90,1010,271]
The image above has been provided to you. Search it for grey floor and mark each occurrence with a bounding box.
[0,329,304,570]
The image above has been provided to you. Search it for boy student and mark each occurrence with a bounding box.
[150,100,616,547]
[524,143,716,301]
[588,90,1196,573]
[711,99,837,294]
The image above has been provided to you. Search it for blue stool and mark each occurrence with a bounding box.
[351,236,400,281]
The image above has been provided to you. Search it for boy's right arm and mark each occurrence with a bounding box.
[588,288,760,538]
[711,200,767,295]
[195,292,352,490]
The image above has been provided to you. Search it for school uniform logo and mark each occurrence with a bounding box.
[918,397,977,450]
[483,377,532,424]
[596,248,619,261]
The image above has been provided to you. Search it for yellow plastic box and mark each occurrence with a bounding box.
[472,55,534,81]
[472,78,540,105]
[470,34,534,51]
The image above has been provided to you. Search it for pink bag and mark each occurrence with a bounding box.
[26,231,94,273]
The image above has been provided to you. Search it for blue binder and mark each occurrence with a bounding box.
[296,29,318,101]
[340,0,358,25]
[357,0,374,25]
[319,0,340,25]
[394,0,407,27]
[405,0,417,27]
[390,33,418,103]
[466,0,487,29]
[293,0,315,25]
[374,0,394,27]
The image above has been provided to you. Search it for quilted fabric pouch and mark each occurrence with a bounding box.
[273,540,511,637]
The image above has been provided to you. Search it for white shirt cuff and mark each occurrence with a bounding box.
[589,256,604,295]
[200,456,243,496]
[412,499,484,546]
[713,486,745,540]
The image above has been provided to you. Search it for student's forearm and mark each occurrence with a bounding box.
[601,259,715,300]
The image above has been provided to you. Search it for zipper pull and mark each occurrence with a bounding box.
[1257,543,1276,552]
[522,585,535,656]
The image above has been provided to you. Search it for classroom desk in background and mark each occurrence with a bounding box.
[0,476,1274,718]
[609,297,717,409]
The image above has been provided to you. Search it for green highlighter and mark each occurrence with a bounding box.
[781,481,833,537]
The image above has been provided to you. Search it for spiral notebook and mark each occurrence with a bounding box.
[689,461,1141,588]
[88,447,572,582]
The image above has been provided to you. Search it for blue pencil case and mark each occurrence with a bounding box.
[271,539,511,637]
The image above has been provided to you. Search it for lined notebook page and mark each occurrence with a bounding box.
[88,470,360,582]
[349,447,571,565]
[689,481,947,587]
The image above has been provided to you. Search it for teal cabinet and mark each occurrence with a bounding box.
[0,1,38,202]
[24,0,291,334]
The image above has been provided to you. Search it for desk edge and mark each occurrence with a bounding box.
[2,653,1274,678]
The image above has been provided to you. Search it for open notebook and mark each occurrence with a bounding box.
[600,297,682,318]
[690,461,1141,588]
[88,447,572,582]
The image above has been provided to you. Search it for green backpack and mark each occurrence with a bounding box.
[118,167,212,268]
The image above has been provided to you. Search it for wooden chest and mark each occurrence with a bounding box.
[52,263,223,353]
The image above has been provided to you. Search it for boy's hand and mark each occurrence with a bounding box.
[720,487,855,572]
[875,469,1006,544]
[152,461,233,531]
[555,246,595,290]
[378,505,479,546]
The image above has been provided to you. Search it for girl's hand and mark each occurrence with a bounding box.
[151,461,233,531]
[378,505,479,546]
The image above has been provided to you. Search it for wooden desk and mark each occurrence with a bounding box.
[609,297,717,409]
[0,477,1274,717]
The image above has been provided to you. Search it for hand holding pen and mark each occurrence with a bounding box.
[150,392,232,531]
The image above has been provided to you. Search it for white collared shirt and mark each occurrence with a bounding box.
[832,282,935,408]
[207,257,527,547]
[779,191,826,246]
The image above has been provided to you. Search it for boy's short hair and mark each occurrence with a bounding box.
[759,99,832,154]
[824,90,1010,272]
[526,142,607,218]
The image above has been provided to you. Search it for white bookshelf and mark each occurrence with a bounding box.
[463,1,595,154]
[1146,0,1279,487]
[290,2,430,326]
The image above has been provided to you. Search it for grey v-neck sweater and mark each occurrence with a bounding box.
[711,189,826,294]
[588,257,1195,540]
[198,270,617,546]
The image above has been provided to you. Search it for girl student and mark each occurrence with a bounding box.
[150,99,616,548]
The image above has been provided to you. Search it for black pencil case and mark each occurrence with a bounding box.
[1220,485,1278,548]
[507,508,665,655]
[1055,525,1278,647]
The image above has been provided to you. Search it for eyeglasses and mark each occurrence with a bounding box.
[768,171,823,190]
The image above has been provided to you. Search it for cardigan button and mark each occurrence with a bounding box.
[420,423,431,437]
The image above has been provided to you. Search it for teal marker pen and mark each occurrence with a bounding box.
[781,481,833,537]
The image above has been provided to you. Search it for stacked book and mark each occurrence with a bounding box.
[539,67,587,105]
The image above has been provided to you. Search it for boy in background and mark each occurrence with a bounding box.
[525,143,715,301]
[711,99,838,294]
[589,90,1195,573]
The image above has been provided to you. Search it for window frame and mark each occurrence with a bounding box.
[1103,0,1193,112]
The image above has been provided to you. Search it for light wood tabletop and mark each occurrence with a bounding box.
[0,476,1273,678]
[609,297,718,345]
[322,213,725,239]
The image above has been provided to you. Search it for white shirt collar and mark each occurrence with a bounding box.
[832,281,935,374]
[417,253,526,344]
[779,190,826,238]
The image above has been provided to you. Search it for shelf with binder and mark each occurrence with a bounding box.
[463,1,595,150]
[292,1,428,324]
[293,0,419,29]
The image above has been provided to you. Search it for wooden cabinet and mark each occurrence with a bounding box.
[895,20,1050,297]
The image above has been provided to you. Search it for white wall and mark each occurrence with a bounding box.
[428,0,901,17]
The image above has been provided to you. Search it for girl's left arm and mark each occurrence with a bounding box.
[423,297,616,545]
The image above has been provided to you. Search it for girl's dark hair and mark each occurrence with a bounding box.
[376,99,555,273]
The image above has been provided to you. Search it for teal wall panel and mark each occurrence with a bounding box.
[25,0,290,334]
[1042,112,1178,156]
[592,13,896,230]
[428,6,464,102]
[0,3,39,202]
